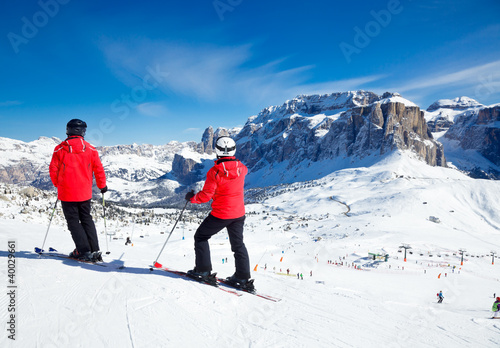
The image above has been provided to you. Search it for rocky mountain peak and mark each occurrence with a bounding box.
[198,126,238,154]
[234,92,446,186]
[425,97,485,133]
[249,90,393,125]
[427,97,483,112]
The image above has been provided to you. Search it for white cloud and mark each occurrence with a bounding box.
[292,74,388,97]
[136,102,168,117]
[384,59,500,105]
[0,100,23,107]
[102,39,385,107]
[183,128,201,133]
[394,60,500,93]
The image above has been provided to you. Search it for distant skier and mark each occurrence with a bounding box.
[437,291,444,303]
[492,297,500,319]
[185,136,253,291]
[49,119,107,261]
[125,237,132,245]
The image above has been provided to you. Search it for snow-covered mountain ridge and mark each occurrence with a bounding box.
[233,91,445,187]
[0,90,499,205]
[427,96,484,112]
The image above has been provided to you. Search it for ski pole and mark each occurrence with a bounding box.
[102,194,110,255]
[38,197,58,254]
[151,200,189,270]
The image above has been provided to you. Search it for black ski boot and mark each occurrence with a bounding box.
[69,249,94,261]
[68,249,81,259]
[91,251,103,262]
[225,275,255,292]
[187,268,218,286]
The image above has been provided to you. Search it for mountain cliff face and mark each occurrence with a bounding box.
[234,91,445,184]
[423,97,500,179]
[443,104,500,178]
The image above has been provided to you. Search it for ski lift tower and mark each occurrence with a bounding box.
[491,251,497,265]
[399,244,412,262]
[459,248,466,266]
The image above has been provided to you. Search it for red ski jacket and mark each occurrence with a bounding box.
[49,136,106,202]
[190,157,247,219]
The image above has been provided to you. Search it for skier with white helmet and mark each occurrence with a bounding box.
[185,136,254,291]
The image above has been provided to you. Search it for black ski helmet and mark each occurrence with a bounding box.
[66,119,87,136]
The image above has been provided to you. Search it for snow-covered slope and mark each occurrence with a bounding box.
[1,151,499,347]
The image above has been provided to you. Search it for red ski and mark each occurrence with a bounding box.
[152,263,242,297]
[217,277,281,302]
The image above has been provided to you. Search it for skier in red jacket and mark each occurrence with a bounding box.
[49,119,107,261]
[185,136,254,291]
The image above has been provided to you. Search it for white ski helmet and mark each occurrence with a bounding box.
[215,136,236,157]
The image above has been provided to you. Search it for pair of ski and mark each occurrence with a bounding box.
[35,247,279,301]
[152,263,281,302]
[34,247,125,269]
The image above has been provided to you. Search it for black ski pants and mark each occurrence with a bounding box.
[194,214,250,279]
[61,200,100,254]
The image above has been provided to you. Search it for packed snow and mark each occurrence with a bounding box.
[1,151,499,347]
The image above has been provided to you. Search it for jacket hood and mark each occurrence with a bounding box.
[214,157,244,179]
[61,136,88,154]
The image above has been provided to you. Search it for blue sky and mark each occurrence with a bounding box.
[1,0,500,146]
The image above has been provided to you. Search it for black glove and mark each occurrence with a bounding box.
[185,190,195,201]
[100,186,108,194]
